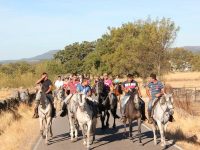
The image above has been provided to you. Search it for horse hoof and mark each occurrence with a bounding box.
[112,125,116,129]
[154,142,157,145]
[83,141,87,146]
[128,136,133,140]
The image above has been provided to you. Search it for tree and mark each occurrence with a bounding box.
[169,48,193,71]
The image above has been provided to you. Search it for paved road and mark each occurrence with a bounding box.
[33,111,180,150]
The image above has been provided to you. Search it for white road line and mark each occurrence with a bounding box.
[142,123,183,150]
[33,137,42,150]
[32,117,57,150]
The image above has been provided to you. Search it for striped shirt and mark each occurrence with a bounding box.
[148,81,164,100]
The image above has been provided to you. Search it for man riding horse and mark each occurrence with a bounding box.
[33,72,56,118]
[146,73,174,124]
[76,78,99,118]
[121,74,147,121]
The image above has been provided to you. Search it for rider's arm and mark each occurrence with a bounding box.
[146,86,151,100]
[46,85,53,94]
[36,75,46,84]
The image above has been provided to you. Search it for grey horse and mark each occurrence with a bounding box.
[36,85,53,145]
[152,93,174,148]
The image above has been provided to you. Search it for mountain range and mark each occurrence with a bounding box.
[0,46,200,64]
[0,50,59,64]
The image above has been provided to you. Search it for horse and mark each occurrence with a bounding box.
[35,85,53,145]
[93,80,119,129]
[123,92,142,144]
[19,89,30,105]
[64,93,79,142]
[76,93,97,150]
[54,87,65,111]
[152,93,174,148]
[113,82,123,101]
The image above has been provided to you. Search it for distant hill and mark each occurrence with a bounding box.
[183,46,200,53]
[0,50,60,64]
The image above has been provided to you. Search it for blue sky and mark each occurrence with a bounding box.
[0,0,200,60]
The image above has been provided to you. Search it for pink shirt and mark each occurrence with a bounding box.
[104,79,112,87]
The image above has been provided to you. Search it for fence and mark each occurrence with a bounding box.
[172,87,200,102]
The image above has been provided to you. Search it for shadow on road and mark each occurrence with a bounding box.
[48,132,70,145]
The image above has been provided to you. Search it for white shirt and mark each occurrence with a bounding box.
[55,80,64,89]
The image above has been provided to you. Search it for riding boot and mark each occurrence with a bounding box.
[169,115,175,122]
[33,102,39,118]
[148,111,153,124]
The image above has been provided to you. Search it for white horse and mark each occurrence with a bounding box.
[152,93,174,148]
[64,94,79,142]
[36,85,53,145]
[76,93,97,150]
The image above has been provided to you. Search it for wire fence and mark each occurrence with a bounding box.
[172,87,200,102]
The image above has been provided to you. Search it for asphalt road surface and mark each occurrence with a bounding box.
[33,110,181,150]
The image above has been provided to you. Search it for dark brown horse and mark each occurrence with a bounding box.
[123,92,142,144]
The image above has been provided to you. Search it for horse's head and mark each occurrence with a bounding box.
[35,84,43,101]
[35,84,48,108]
[57,87,65,101]
[163,93,174,110]
[19,89,29,102]
[77,93,87,112]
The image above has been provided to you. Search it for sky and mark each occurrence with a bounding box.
[0,0,200,60]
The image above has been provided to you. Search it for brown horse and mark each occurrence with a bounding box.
[123,92,142,144]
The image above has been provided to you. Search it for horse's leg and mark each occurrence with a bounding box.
[111,108,116,129]
[87,121,92,150]
[137,118,142,143]
[123,118,127,138]
[45,117,50,145]
[100,111,105,129]
[92,118,97,143]
[74,120,78,141]
[157,121,166,148]
[129,119,132,139]
[39,118,44,138]
[49,118,53,137]
[106,110,110,128]
[80,124,87,146]
[152,121,157,145]
[69,117,74,141]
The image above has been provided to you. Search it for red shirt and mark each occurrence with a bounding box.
[64,80,79,94]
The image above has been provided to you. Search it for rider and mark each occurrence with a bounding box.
[76,78,99,118]
[146,73,165,124]
[33,72,56,118]
[103,73,113,95]
[121,74,147,121]
[54,75,64,90]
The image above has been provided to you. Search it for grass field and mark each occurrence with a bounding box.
[0,104,39,150]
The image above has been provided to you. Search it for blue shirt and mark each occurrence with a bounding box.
[148,81,164,100]
[76,84,91,95]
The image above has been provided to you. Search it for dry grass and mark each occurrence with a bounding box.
[163,72,200,87]
[0,104,39,150]
[167,109,200,150]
